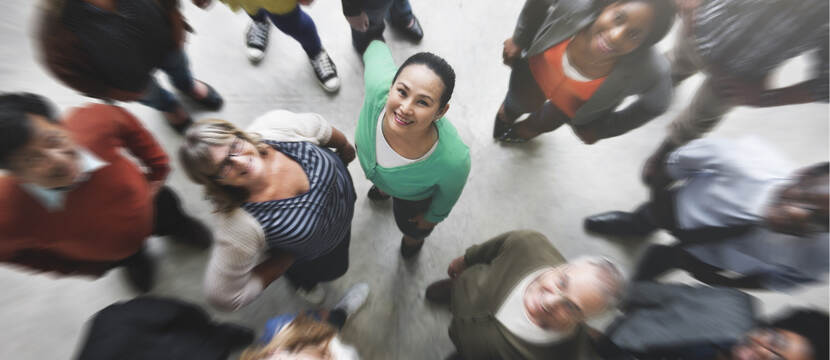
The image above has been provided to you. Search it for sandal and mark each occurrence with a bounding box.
[187,80,224,111]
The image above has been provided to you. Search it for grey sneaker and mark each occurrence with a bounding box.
[309,49,341,92]
[296,284,326,304]
[333,283,370,317]
[246,19,270,63]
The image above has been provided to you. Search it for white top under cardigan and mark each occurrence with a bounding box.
[203,110,335,311]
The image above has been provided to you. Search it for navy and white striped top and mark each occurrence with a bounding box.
[241,141,356,262]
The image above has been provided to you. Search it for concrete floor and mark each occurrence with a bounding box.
[0,1,827,359]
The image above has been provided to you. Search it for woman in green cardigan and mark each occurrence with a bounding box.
[355,40,471,258]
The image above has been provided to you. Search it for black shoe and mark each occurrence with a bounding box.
[163,104,194,135]
[400,237,424,258]
[123,249,155,293]
[367,185,390,201]
[391,15,424,42]
[187,81,224,111]
[425,278,452,304]
[169,216,213,249]
[584,211,655,236]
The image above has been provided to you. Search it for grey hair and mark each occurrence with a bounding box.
[569,255,627,310]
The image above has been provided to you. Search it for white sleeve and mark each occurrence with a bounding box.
[203,209,268,311]
[245,110,333,145]
[665,138,734,180]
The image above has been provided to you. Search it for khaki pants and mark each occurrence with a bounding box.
[666,31,736,146]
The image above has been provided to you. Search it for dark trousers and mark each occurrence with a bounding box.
[351,0,414,51]
[392,197,434,239]
[137,50,195,112]
[632,189,761,288]
[251,6,322,58]
[284,230,351,290]
[502,58,570,134]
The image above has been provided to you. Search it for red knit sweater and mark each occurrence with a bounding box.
[0,104,169,276]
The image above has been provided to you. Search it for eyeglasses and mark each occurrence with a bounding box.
[212,137,244,180]
[744,329,788,360]
[549,272,586,323]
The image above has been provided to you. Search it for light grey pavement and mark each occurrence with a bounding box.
[0,1,827,359]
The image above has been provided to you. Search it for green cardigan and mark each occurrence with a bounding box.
[355,41,471,224]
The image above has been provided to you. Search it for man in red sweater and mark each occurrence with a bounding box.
[0,93,211,292]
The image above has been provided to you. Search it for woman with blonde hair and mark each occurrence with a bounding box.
[179,110,356,310]
[240,283,369,360]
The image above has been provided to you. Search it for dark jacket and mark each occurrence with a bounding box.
[38,0,187,101]
[75,296,253,360]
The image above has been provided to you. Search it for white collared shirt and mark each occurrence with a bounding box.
[20,148,108,212]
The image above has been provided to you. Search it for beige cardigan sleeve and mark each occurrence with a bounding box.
[204,208,268,311]
[245,110,333,145]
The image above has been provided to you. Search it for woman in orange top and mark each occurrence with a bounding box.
[495,0,675,143]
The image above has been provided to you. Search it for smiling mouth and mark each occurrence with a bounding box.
[393,113,414,126]
[596,34,615,54]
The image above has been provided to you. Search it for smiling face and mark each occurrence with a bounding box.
[206,136,267,188]
[731,328,813,360]
[6,114,81,189]
[583,1,656,61]
[523,263,610,332]
[384,64,449,137]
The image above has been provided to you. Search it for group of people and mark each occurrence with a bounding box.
[1,0,828,358]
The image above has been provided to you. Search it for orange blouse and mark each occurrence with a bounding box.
[528,39,606,118]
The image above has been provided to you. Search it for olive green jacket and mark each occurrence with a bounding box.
[449,230,597,359]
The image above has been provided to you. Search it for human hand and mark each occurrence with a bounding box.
[337,142,356,164]
[447,256,467,278]
[191,0,211,9]
[502,37,522,66]
[408,213,437,230]
[346,12,369,32]
[641,141,674,188]
[712,75,767,107]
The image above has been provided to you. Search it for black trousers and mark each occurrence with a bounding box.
[284,230,351,290]
[152,186,188,236]
[392,197,434,239]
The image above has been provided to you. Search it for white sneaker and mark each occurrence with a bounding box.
[296,284,326,304]
[333,283,370,317]
[309,50,341,93]
[246,19,270,63]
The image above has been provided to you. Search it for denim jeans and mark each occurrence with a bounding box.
[251,6,323,58]
[137,49,195,113]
